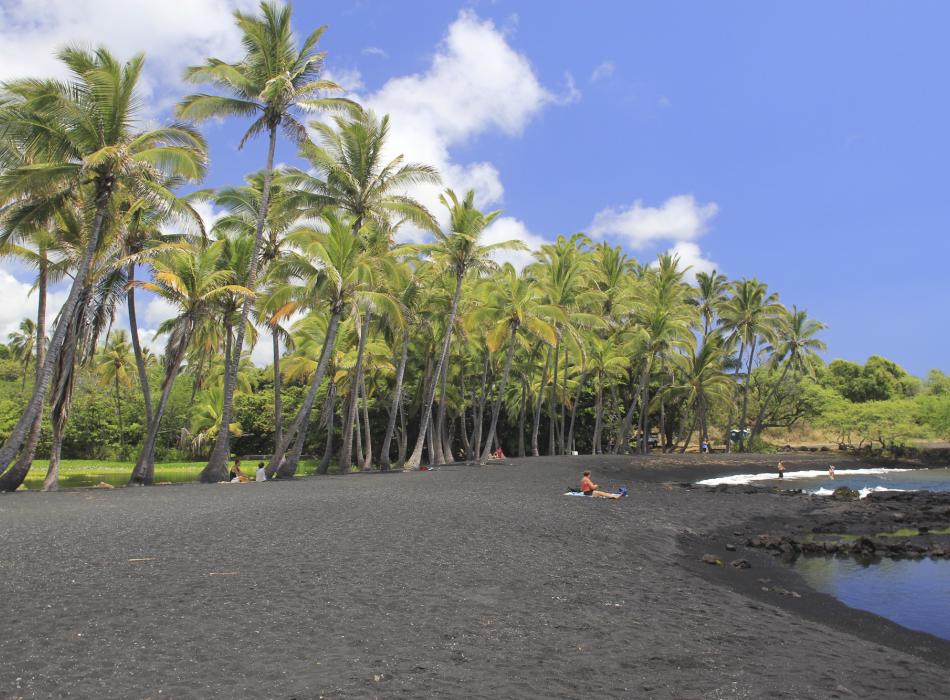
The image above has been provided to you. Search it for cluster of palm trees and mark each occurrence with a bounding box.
[0,2,827,491]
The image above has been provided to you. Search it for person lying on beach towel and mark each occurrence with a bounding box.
[576,470,626,499]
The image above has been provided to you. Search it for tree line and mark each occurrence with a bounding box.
[1,1,935,492]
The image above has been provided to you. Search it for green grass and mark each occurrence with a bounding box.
[20,459,321,490]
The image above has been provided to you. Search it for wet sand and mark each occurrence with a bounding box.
[1,453,948,698]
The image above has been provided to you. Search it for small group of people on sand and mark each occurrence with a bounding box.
[776,461,836,480]
[228,459,267,483]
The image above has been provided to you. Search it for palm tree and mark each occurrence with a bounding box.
[672,336,732,451]
[404,189,519,469]
[694,270,729,338]
[283,109,440,236]
[469,264,558,462]
[128,241,251,484]
[7,318,37,392]
[266,212,398,476]
[719,278,784,451]
[750,306,827,441]
[585,333,630,454]
[178,0,350,482]
[95,330,134,451]
[0,46,207,478]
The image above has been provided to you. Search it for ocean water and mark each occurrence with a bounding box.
[697,466,950,498]
[792,556,950,641]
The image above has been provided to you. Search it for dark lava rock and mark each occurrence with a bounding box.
[831,486,860,500]
[730,559,751,569]
[725,543,736,551]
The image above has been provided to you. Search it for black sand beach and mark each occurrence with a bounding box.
[2,454,949,698]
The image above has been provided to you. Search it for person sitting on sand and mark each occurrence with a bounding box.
[580,470,625,499]
[777,461,785,479]
[256,462,267,482]
[492,447,505,460]
[230,460,250,483]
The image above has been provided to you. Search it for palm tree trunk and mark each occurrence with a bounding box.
[459,408,472,459]
[737,337,758,452]
[354,385,365,467]
[380,329,409,471]
[548,335,559,455]
[127,263,153,430]
[559,349,568,455]
[725,341,746,453]
[1,255,50,491]
[471,352,490,458]
[130,332,190,485]
[360,371,372,469]
[269,306,342,477]
[616,362,650,455]
[531,346,552,457]
[115,375,123,451]
[397,401,407,467]
[203,125,278,482]
[480,326,518,462]
[518,381,527,457]
[272,327,282,452]
[338,311,371,471]
[592,373,604,455]
[406,274,463,468]
[681,414,697,454]
[0,200,109,480]
[567,370,587,455]
[436,357,451,464]
[317,382,336,475]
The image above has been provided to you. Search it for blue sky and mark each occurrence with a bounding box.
[1,1,947,375]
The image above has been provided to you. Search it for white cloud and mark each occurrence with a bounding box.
[658,241,720,284]
[481,217,550,272]
[590,60,615,82]
[588,195,719,249]
[337,9,559,240]
[362,46,387,58]
[0,268,69,340]
[0,0,255,108]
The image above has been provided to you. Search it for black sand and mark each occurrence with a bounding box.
[2,454,949,698]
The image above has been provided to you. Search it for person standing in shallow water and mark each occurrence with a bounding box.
[777,461,786,479]
[828,465,835,480]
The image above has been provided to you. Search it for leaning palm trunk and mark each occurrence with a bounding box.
[0,199,110,481]
[0,257,50,491]
[360,372,372,469]
[203,126,278,483]
[272,327,283,451]
[127,263,153,430]
[435,358,451,464]
[406,275,463,468]
[615,363,651,455]
[380,330,409,470]
[338,312,371,471]
[480,325,518,462]
[317,382,337,475]
[559,349,569,455]
[397,401,408,467]
[41,363,77,492]
[531,347,552,457]
[270,306,342,477]
[130,331,190,485]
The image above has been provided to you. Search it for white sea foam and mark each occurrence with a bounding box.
[811,486,907,499]
[696,467,912,487]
